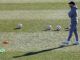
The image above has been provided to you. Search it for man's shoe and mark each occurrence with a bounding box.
[73,41,80,45]
[62,41,69,44]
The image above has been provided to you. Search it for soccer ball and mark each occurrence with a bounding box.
[18,24,22,29]
[68,24,71,29]
[47,25,52,30]
[56,25,61,31]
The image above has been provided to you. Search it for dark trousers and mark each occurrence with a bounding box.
[67,23,78,41]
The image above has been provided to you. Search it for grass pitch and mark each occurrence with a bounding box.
[0,0,80,60]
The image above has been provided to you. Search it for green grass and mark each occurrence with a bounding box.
[0,51,80,60]
[0,2,79,10]
[0,19,70,32]
[0,0,76,3]
[0,19,79,32]
[0,19,80,60]
[0,1,80,60]
[0,3,69,10]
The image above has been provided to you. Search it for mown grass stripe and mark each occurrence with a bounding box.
[0,10,70,20]
[0,2,79,10]
[0,0,77,3]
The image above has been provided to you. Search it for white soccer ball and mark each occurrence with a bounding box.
[47,25,52,30]
[18,24,22,29]
[56,25,61,31]
[68,24,71,29]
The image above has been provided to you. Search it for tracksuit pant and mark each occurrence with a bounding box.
[67,23,78,41]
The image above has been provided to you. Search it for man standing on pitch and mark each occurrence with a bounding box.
[63,1,79,45]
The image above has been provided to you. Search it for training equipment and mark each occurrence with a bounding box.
[3,41,9,44]
[68,24,71,29]
[47,25,52,30]
[0,49,5,53]
[18,24,22,29]
[56,25,61,31]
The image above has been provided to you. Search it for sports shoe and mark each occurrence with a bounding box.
[62,41,69,44]
[73,41,80,45]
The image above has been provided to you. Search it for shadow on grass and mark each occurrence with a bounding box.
[65,30,69,31]
[65,27,69,31]
[53,30,59,31]
[65,28,69,29]
[13,44,75,58]
[43,29,59,32]
[14,28,21,30]
[42,29,52,31]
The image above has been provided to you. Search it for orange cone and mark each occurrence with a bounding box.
[3,41,9,44]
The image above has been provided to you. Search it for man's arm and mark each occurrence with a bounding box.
[68,9,75,18]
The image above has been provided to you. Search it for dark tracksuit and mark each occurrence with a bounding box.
[67,6,78,41]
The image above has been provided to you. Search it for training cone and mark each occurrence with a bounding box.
[0,49,5,53]
[3,41,9,44]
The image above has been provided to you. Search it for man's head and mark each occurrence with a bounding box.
[68,1,75,8]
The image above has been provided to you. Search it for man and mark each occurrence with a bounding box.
[63,1,79,45]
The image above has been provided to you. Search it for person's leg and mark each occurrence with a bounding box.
[63,24,74,44]
[67,25,74,41]
[73,24,79,45]
[74,25,78,41]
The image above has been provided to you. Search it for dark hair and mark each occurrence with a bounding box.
[68,1,75,5]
